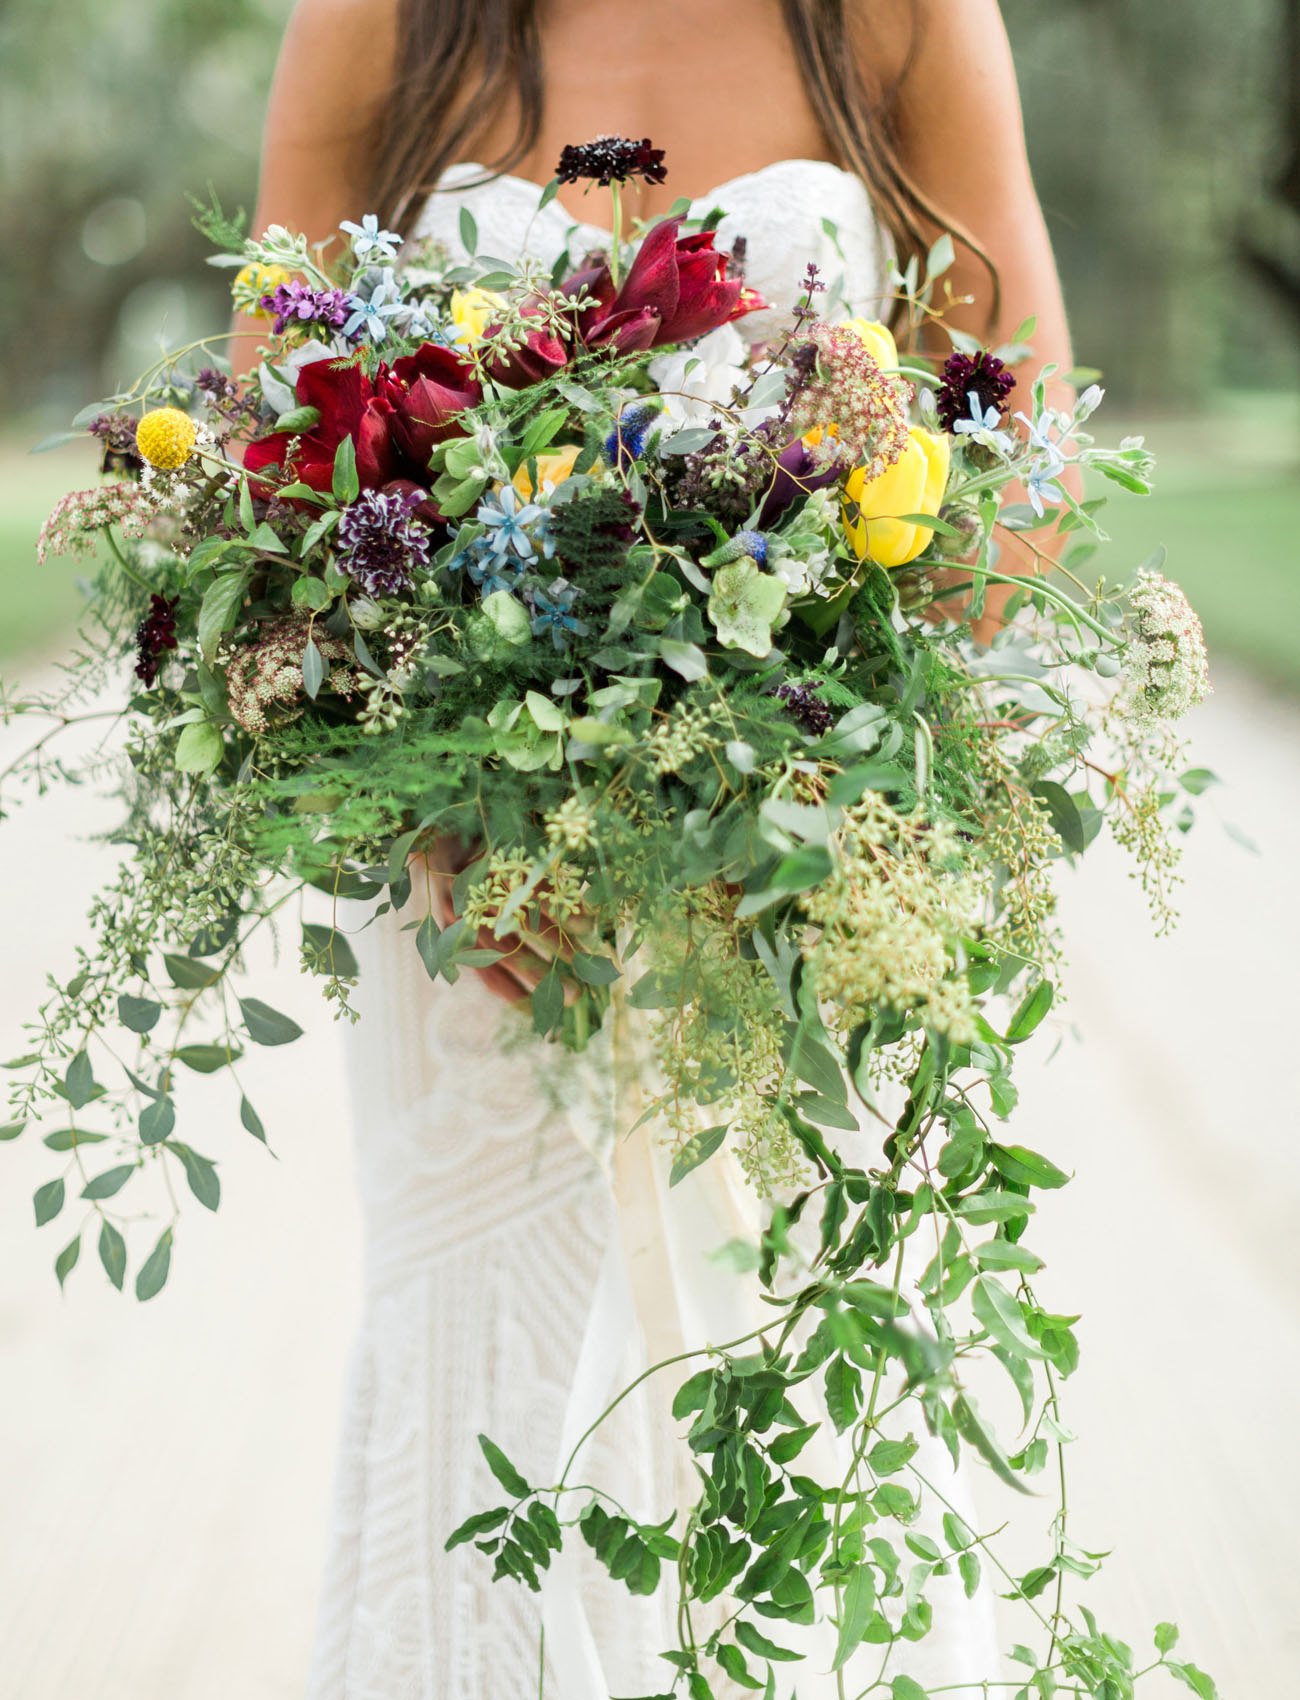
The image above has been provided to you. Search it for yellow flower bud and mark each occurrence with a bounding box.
[512,443,583,500]
[843,317,899,372]
[233,262,293,316]
[135,407,199,471]
[844,426,950,568]
[449,286,508,345]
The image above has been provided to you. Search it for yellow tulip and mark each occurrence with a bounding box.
[843,317,899,372]
[512,443,583,500]
[844,427,951,568]
[449,286,507,345]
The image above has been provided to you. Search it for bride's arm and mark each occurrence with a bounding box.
[230,0,398,380]
[859,0,1078,634]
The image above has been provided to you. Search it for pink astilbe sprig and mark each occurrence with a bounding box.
[784,324,913,480]
[37,482,154,564]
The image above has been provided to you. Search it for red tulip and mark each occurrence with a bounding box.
[380,343,482,467]
[246,344,481,496]
[566,219,766,353]
[245,358,399,494]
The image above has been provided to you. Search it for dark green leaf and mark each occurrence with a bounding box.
[43,1128,108,1151]
[118,994,162,1034]
[990,1144,1070,1190]
[198,569,250,660]
[139,1097,176,1145]
[165,1141,221,1211]
[1031,781,1087,854]
[531,965,563,1036]
[1005,979,1053,1043]
[240,1095,267,1143]
[80,1164,135,1201]
[175,1044,241,1073]
[973,1275,1042,1358]
[34,1177,65,1226]
[302,636,325,700]
[1166,1663,1218,1700]
[572,951,621,986]
[238,996,304,1047]
[458,205,478,254]
[416,913,441,981]
[781,1028,848,1103]
[333,433,359,503]
[951,1393,1032,1494]
[825,1355,862,1434]
[302,923,360,979]
[734,1621,801,1662]
[135,1227,173,1301]
[55,1234,81,1288]
[478,1434,531,1499]
[832,1564,876,1669]
[717,1644,763,1690]
[64,1049,95,1109]
[445,1506,510,1551]
[669,1124,728,1186]
[163,953,219,991]
[98,1219,126,1290]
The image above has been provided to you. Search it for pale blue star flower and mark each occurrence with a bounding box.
[342,281,404,343]
[530,579,587,649]
[953,389,1012,449]
[340,214,403,264]
[477,486,549,564]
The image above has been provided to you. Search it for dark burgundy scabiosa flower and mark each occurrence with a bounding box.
[134,593,179,686]
[556,135,667,187]
[935,350,1016,435]
[773,681,834,739]
[260,281,353,337]
[335,486,432,596]
[89,411,143,477]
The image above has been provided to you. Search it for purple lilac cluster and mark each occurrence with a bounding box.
[934,350,1016,435]
[134,594,179,686]
[260,281,354,337]
[336,488,432,597]
[556,135,667,187]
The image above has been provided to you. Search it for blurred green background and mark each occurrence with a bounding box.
[1,0,1297,677]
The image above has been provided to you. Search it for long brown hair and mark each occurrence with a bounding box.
[367,0,991,309]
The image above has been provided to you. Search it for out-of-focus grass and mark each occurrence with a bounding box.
[0,435,104,664]
[1,391,1297,682]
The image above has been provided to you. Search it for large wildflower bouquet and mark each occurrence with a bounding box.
[4,141,1217,1699]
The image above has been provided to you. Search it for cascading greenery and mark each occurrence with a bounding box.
[2,188,1217,1699]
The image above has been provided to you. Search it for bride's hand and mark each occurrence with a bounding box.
[422,838,573,1005]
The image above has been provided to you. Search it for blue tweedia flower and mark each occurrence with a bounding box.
[468,554,527,598]
[343,278,405,343]
[1015,411,1069,515]
[529,579,587,649]
[340,214,403,264]
[603,402,660,468]
[337,488,432,596]
[952,389,1011,444]
[476,485,553,566]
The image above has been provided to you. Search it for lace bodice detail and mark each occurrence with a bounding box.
[411,158,895,344]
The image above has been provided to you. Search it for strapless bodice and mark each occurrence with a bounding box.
[410,157,894,344]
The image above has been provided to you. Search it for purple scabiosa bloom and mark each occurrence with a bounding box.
[773,681,833,738]
[935,350,1016,435]
[603,402,660,468]
[260,281,353,337]
[336,487,432,596]
[556,135,667,187]
[134,593,179,686]
[89,411,143,477]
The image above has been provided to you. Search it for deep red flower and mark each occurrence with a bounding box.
[380,344,482,466]
[565,219,767,353]
[483,308,571,390]
[245,358,398,495]
[246,345,481,496]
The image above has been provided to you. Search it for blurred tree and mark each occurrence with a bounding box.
[0,0,1294,418]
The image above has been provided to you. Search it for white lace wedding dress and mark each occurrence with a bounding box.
[305,159,1001,1700]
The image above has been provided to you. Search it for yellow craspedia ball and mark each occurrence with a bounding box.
[232,262,293,316]
[136,407,198,471]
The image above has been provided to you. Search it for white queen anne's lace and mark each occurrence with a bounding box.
[1120,569,1212,726]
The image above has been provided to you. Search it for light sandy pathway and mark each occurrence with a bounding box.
[0,664,1295,1698]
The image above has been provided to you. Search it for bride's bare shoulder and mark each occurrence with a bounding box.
[272,0,399,113]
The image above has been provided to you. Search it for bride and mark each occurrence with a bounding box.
[239,2,1076,1695]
